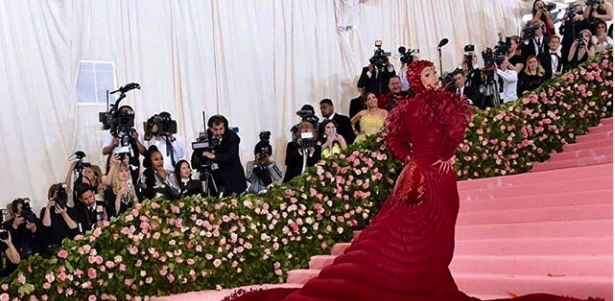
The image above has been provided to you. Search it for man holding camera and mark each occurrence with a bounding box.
[358,42,396,96]
[246,140,283,194]
[521,20,550,59]
[146,112,185,171]
[452,70,480,107]
[101,105,147,184]
[460,46,482,91]
[319,99,355,144]
[191,115,247,196]
[40,184,78,256]
[283,122,321,183]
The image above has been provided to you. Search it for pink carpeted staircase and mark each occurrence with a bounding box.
[286,118,614,300]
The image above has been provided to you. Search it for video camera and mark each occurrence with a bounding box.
[369,40,391,71]
[69,151,91,173]
[296,109,319,124]
[494,36,512,57]
[398,46,419,65]
[144,113,178,139]
[257,131,271,161]
[564,2,584,20]
[192,134,221,153]
[522,21,543,40]
[586,0,602,7]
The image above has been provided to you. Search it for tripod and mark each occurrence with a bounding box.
[483,73,502,108]
[198,165,219,198]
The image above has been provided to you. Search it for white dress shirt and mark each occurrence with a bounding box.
[496,69,518,103]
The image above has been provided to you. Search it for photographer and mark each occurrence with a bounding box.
[290,105,320,142]
[495,57,519,104]
[479,56,517,108]
[40,184,78,255]
[460,47,482,91]
[319,120,348,158]
[584,0,613,35]
[104,162,137,218]
[101,105,147,185]
[246,140,283,194]
[191,115,247,195]
[357,41,396,96]
[377,76,410,111]
[593,20,613,52]
[397,47,419,92]
[141,146,181,200]
[0,229,20,278]
[283,122,322,183]
[174,160,203,197]
[319,99,354,144]
[560,3,590,68]
[4,199,43,261]
[521,20,550,59]
[145,112,185,171]
[531,0,555,37]
[506,36,525,73]
[72,183,108,234]
[567,29,596,70]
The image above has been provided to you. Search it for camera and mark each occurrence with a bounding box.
[55,183,68,209]
[522,21,543,40]
[464,44,475,53]
[576,32,587,46]
[144,113,178,140]
[192,134,220,153]
[296,110,319,124]
[257,131,272,161]
[494,37,512,57]
[300,131,316,149]
[99,106,135,132]
[94,205,105,223]
[70,151,91,173]
[398,46,419,65]
[586,0,602,6]
[0,209,8,240]
[21,198,37,224]
[369,40,391,71]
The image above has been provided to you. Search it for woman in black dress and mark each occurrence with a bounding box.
[518,55,546,97]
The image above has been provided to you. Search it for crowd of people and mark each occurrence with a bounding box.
[0,0,611,279]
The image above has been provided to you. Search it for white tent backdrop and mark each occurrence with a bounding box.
[0,0,531,209]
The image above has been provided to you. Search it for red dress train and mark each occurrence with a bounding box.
[229,78,602,301]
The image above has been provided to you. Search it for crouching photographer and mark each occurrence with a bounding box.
[144,112,185,171]
[40,183,78,257]
[4,199,43,261]
[191,115,247,197]
[283,122,322,183]
[0,215,20,278]
[246,132,283,194]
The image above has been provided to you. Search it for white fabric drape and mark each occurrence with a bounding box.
[0,0,530,210]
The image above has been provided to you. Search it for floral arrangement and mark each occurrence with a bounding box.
[0,49,610,300]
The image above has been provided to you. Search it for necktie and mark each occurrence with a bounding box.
[535,38,542,53]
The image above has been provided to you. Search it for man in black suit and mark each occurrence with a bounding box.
[319,99,355,144]
[191,115,247,196]
[539,35,564,79]
[521,20,550,59]
[452,69,480,108]
[357,59,396,96]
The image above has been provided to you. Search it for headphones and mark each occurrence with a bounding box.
[207,115,229,129]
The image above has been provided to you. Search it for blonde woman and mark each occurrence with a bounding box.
[103,162,137,218]
[517,55,546,96]
[351,92,388,143]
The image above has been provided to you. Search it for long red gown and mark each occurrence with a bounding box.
[229,85,601,301]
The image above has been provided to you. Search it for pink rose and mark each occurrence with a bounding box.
[88,268,97,279]
[213,259,222,268]
[89,295,97,301]
[57,250,68,259]
[17,274,26,284]
[171,206,180,214]
[167,274,175,283]
[0,293,9,301]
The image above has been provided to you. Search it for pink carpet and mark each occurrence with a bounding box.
[157,118,613,301]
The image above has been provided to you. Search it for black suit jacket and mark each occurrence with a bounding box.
[456,86,481,107]
[320,113,355,144]
[283,142,321,183]
[357,66,395,96]
[539,51,563,79]
[521,36,550,59]
[191,130,247,194]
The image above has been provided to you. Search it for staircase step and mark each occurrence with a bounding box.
[547,146,613,162]
[458,164,613,191]
[455,237,612,256]
[450,255,613,277]
[455,274,613,301]
[532,155,613,172]
[588,124,613,134]
[576,130,613,143]
[459,177,612,200]
[460,189,612,212]
[457,203,612,225]
[563,139,613,152]
[600,118,613,125]
[330,237,612,261]
[456,219,612,240]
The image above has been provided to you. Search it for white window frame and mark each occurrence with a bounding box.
[76,60,118,106]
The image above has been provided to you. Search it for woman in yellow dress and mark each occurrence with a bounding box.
[351,92,388,143]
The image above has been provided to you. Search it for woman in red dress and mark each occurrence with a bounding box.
[230,61,601,301]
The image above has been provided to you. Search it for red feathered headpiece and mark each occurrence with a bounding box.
[406,60,435,94]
